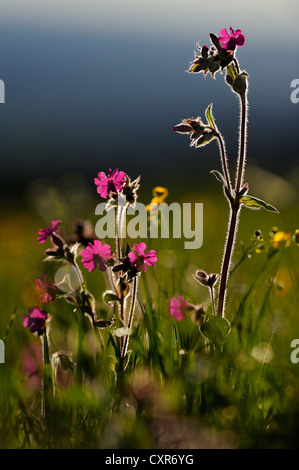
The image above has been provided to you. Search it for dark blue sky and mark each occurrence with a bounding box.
[0,1,298,196]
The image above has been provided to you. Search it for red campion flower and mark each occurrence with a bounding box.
[128,242,157,272]
[94,168,126,199]
[169,296,194,321]
[81,240,113,272]
[35,275,57,303]
[218,27,245,51]
[37,220,62,244]
[23,307,48,334]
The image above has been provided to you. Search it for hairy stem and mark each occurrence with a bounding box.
[209,286,216,316]
[116,202,126,260]
[217,88,248,317]
[215,132,232,194]
[121,276,137,358]
[217,206,240,317]
[73,258,85,293]
[235,92,247,193]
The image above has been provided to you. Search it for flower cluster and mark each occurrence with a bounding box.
[24,167,159,377]
[188,28,245,78]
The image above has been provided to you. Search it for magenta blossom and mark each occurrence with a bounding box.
[81,240,113,272]
[128,242,157,272]
[23,307,48,334]
[218,27,245,51]
[169,295,194,321]
[38,220,62,244]
[35,275,57,303]
[94,168,126,199]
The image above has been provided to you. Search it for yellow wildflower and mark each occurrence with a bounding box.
[146,186,168,211]
[270,231,292,249]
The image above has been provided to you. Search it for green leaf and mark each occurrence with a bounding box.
[194,134,215,147]
[205,103,215,130]
[200,316,231,344]
[240,195,279,213]
[103,290,120,306]
[233,71,249,95]
[2,309,16,342]
[226,64,237,81]
[210,170,227,188]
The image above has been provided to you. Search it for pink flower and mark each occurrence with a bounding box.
[23,307,48,334]
[218,27,245,51]
[37,220,62,244]
[94,168,126,199]
[81,240,113,272]
[128,242,157,272]
[22,343,42,392]
[169,296,194,321]
[35,275,57,303]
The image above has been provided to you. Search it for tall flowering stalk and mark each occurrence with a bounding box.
[173,28,278,318]
[94,169,155,359]
[23,307,52,425]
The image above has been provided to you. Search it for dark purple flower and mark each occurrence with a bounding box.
[169,296,194,321]
[23,307,48,334]
[81,240,113,272]
[128,242,157,272]
[37,220,62,244]
[218,27,245,51]
[94,168,126,199]
[35,275,57,303]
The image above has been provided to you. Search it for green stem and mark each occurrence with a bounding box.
[75,309,85,386]
[41,330,52,442]
[121,276,137,358]
[73,258,86,293]
[209,286,216,316]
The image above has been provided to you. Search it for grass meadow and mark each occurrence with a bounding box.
[0,172,298,449]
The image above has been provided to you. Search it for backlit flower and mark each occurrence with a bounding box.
[128,242,157,272]
[37,220,62,244]
[81,240,113,272]
[218,27,245,51]
[146,186,169,211]
[23,307,48,334]
[173,118,215,148]
[169,296,194,321]
[35,275,57,303]
[270,231,292,250]
[94,168,126,199]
